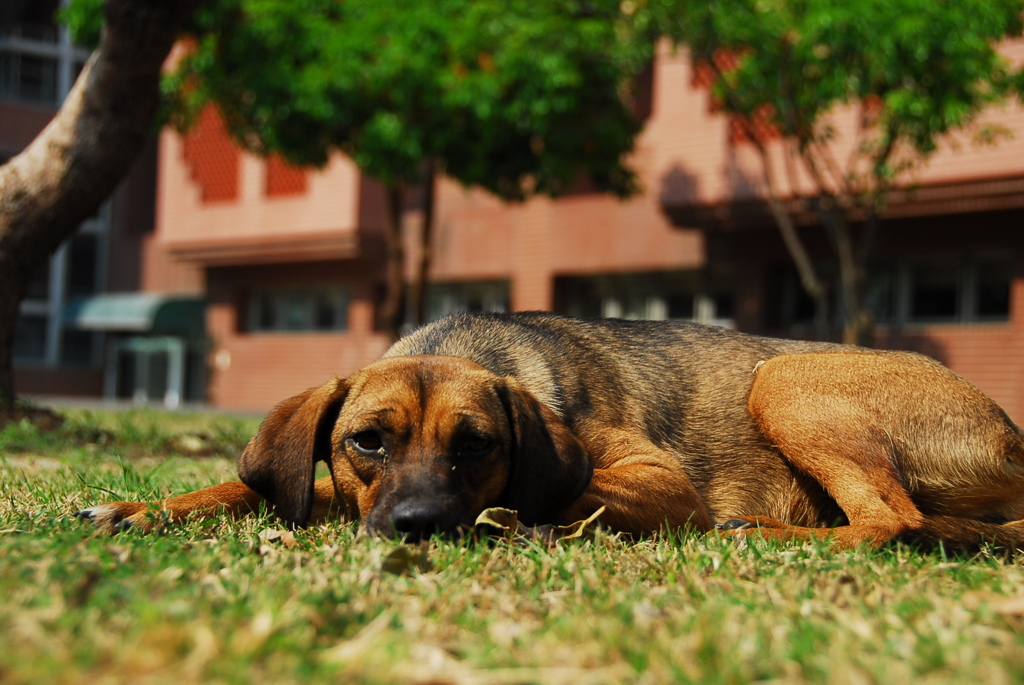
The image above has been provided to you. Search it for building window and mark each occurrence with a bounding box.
[0,2,91,107]
[13,315,47,363]
[558,271,734,326]
[0,50,56,103]
[864,267,897,324]
[265,155,309,197]
[60,328,95,366]
[426,281,509,321]
[247,289,351,333]
[15,206,108,366]
[777,254,1012,329]
[902,257,1012,324]
[66,232,100,300]
[9,6,101,368]
[26,259,51,300]
[181,105,241,203]
[908,262,959,321]
[975,261,1013,319]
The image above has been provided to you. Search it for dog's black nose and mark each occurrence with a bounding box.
[389,500,453,539]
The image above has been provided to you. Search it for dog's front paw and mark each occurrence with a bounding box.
[74,502,151,533]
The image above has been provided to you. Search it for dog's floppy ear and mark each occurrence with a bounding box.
[237,377,349,528]
[498,377,593,525]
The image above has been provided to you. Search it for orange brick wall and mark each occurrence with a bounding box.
[203,262,391,410]
[152,109,372,261]
[206,330,391,411]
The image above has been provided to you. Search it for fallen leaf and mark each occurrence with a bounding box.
[550,506,607,540]
[473,507,520,536]
[258,528,299,548]
[472,506,607,545]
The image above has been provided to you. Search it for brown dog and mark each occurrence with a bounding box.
[77,311,1024,550]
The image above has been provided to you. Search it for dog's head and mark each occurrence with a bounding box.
[236,355,592,538]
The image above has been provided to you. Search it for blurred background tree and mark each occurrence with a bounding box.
[655,0,1024,343]
[68,0,655,338]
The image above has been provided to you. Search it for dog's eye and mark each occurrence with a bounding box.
[458,435,493,456]
[349,431,385,455]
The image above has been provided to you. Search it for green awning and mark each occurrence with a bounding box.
[64,293,205,338]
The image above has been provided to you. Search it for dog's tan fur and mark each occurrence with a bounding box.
[78,312,1024,550]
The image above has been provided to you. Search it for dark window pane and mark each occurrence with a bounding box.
[427,281,510,321]
[975,262,1011,319]
[865,269,895,323]
[14,315,47,362]
[14,1,62,31]
[251,294,274,331]
[67,233,99,299]
[560,279,603,319]
[667,294,694,319]
[282,293,307,330]
[622,293,649,319]
[712,293,734,320]
[557,273,698,322]
[910,264,958,320]
[0,53,57,104]
[61,328,95,366]
[790,283,820,323]
[313,295,336,329]
[26,261,50,300]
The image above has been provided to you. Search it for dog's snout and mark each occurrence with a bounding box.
[389,499,455,539]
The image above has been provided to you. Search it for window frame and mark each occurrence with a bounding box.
[777,252,1014,331]
[246,287,352,334]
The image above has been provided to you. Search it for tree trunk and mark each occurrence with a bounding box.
[829,213,867,345]
[752,145,831,340]
[770,195,832,341]
[0,0,204,406]
[0,282,27,408]
[379,184,406,341]
[409,158,437,328]
[848,206,884,347]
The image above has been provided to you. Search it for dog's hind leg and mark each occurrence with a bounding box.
[737,353,932,548]
[738,351,1024,550]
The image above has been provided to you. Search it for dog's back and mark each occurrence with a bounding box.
[388,311,828,405]
[386,311,847,424]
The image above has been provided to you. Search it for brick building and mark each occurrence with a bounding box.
[11,31,1024,419]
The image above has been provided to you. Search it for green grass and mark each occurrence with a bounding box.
[4,408,1024,684]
